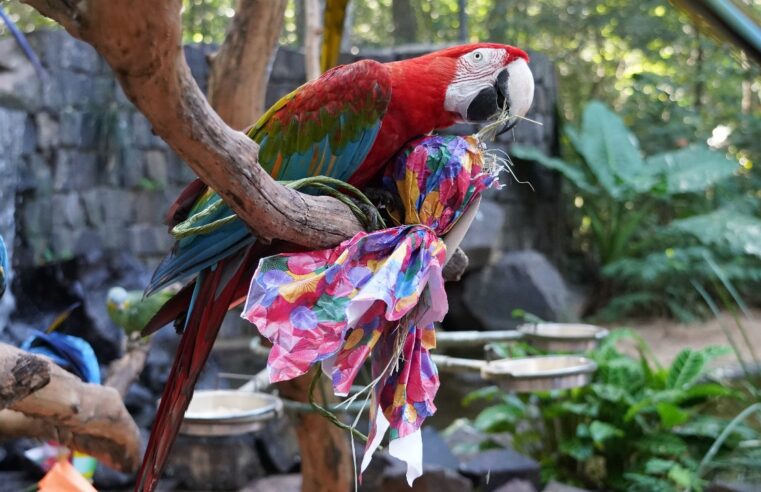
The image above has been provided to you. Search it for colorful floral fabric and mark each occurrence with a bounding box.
[242,134,498,483]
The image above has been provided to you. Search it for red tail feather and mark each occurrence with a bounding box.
[141,282,195,337]
[134,247,259,492]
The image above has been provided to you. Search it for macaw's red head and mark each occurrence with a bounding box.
[397,43,534,131]
[435,43,534,129]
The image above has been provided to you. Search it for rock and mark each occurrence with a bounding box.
[543,481,591,492]
[53,150,98,191]
[101,188,135,225]
[60,71,95,108]
[35,112,59,150]
[421,427,460,470]
[132,113,155,148]
[21,116,36,156]
[59,109,83,147]
[463,250,571,330]
[255,414,301,473]
[707,482,759,492]
[53,193,86,228]
[16,153,52,194]
[93,462,133,490]
[0,471,36,492]
[184,44,217,95]
[167,433,264,490]
[127,224,172,256]
[460,448,540,492]
[494,479,538,492]
[123,382,158,429]
[458,199,505,271]
[122,145,146,188]
[145,150,169,187]
[270,47,306,84]
[0,37,42,110]
[242,474,302,492]
[80,112,100,148]
[360,427,471,492]
[81,188,105,227]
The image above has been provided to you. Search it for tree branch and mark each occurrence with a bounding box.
[104,337,152,398]
[0,343,141,472]
[22,0,363,249]
[209,0,288,128]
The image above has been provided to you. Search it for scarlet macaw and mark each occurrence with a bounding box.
[136,43,534,491]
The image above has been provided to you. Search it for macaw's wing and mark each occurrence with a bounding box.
[248,58,392,181]
[145,59,392,296]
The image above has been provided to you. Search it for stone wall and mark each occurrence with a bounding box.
[0,31,561,272]
[0,30,562,336]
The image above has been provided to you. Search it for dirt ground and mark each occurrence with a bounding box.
[617,308,761,369]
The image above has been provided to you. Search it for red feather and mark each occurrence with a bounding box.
[134,247,260,491]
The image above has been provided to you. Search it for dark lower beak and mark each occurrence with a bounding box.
[496,68,509,111]
[495,68,518,136]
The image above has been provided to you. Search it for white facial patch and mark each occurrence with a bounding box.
[444,48,507,121]
[506,58,534,119]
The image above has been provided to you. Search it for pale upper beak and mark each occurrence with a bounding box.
[502,58,534,122]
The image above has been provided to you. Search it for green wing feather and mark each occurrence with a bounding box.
[146,59,392,294]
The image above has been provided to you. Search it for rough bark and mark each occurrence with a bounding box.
[22,0,364,250]
[104,337,152,398]
[208,0,288,128]
[0,343,141,472]
[0,351,50,409]
[277,371,352,492]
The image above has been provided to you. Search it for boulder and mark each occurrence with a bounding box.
[494,480,538,492]
[463,250,571,330]
[167,433,264,491]
[360,427,472,492]
[255,414,301,474]
[460,448,540,492]
[458,199,504,271]
[543,481,592,492]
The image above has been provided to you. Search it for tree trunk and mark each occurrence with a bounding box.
[208,0,288,128]
[206,2,350,490]
[304,0,323,81]
[278,371,352,492]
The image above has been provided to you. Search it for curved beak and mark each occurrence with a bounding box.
[495,58,535,135]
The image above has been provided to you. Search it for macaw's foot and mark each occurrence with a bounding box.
[353,200,385,231]
[364,187,402,212]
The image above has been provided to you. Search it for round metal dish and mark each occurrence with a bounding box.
[179,390,282,436]
[519,323,609,352]
[482,355,597,393]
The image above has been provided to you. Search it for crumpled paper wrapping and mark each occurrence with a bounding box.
[242,134,498,483]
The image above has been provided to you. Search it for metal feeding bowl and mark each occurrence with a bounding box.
[481,355,597,393]
[179,390,282,437]
[518,323,609,352]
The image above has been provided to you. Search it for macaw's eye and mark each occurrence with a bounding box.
[473,51,483,61]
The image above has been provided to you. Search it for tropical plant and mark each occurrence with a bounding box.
[511,101,761,319]
[461,330,761,491]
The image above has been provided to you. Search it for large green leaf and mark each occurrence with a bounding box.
[589,420,624,444]
[666,349,707,389]
[669,208,761,259]
[509,144,597,193]
[655,402,690,429]
[646,145,738,194]
[573,101,655,196]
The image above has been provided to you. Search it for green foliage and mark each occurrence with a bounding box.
[512,100,761,320]
[462,331,759,490]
